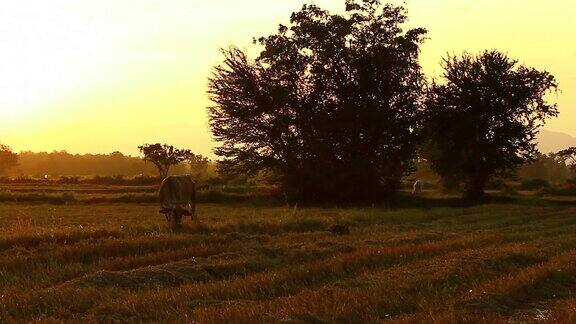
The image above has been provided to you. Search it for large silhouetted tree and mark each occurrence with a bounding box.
[208,0,427,202]
[423,51,558,200]
[138,143,192,179]
[0,144,18,175]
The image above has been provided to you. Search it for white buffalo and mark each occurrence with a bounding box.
[412,180,423,195]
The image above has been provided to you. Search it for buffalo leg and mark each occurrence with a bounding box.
[173,214,182,227]
[166,211,177,228]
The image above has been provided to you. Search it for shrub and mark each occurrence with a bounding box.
[500,184,518,196]
[485,179,506,190]
[539,184,576,196]
[58,176,80,184]
[520,179,550,190]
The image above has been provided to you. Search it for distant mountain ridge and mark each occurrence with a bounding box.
[537,130,576,154]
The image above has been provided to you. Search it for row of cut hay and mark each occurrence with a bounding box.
[154,241,550,323]
[3,203,576,321]
[2,228,572,320]
[3,213,572,322]
[64,236,359,291]
[88,228,576,322]
[0,232,262,292]
[0,232,359,320]
[0,243,240,293]
[187,235,576,323]
[456,249,576,314]
[387,233,576,322]
[388,249,576,323]
[82,233,501,321]
[442,206,575,232]
[0,223,340,267]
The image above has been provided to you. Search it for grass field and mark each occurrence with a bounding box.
[1,187,576,322]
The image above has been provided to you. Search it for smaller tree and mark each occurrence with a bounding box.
[138,144,191,179]
[0,144,18,175]
[423,50,558,200]
[556,147,576,172]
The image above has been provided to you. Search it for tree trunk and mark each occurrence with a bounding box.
[160,167,169,180]
[441,176,460,193]
[465,174,488,201]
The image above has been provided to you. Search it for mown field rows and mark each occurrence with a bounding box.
[1,196,576,322]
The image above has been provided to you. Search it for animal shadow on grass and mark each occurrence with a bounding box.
[168,220,211,234]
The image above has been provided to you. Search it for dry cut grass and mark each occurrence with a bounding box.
[1,195,576,322]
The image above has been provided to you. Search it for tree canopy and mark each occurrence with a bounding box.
[422,50,558,199]
[208,0,427,202]
[138,143,192,179]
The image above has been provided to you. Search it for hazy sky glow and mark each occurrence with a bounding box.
[1,0,574,156]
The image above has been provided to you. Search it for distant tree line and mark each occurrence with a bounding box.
[517,153,573,185]
[0,143,262,187]
[1,150,160,177]
[0,149,215,182]
[208,0,560,202]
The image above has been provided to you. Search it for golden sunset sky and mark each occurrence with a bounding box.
[1,0,574,157]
